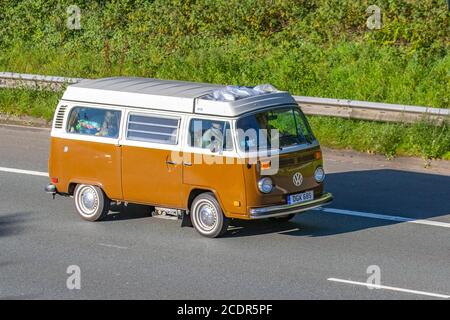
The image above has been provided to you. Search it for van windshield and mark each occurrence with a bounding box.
[236,106,314,151]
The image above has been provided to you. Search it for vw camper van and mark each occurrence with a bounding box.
[46,77,333,237]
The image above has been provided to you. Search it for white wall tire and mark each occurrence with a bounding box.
[191,192,229,238]
[74,184,110,221]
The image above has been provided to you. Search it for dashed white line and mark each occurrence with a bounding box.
[98,243,128,250]
[0,166,48,177]
[328,278,450,299]
[314,207,450,229]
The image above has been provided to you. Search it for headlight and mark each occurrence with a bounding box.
[258,177,273,193]
[314,166,325,183]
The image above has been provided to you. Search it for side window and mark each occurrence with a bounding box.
[66,107,121,139]
[189,118,233,152]
[126,113,180,145]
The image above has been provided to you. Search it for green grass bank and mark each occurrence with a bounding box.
[0,1,448,159]
[0,0,449,107]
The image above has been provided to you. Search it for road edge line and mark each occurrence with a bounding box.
[0,166,48,177]
[327,278,450,299]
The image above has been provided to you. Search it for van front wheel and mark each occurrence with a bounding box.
[74,184,110,221]
[191,193,229,238]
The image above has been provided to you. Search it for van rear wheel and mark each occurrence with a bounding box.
[191,192,229,238]
[74,184,110,221]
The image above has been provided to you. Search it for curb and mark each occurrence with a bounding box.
[322,147,450,175]
[0,114,51,128]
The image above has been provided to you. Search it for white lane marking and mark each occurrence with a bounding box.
[327,278,450,299]
[0,166,48,177]
[277,228,301,234]
[314,207,450,229]
[98,243,128,250]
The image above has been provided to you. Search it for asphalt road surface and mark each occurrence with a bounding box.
[0,124,449,300]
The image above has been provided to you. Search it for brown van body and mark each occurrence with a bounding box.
[49,137,324,219]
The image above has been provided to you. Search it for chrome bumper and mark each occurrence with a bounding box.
[249,192,333,219]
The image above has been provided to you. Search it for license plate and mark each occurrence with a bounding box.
[287,190,314,205]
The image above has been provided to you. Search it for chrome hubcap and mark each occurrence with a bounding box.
[78,187,98,215]
[197,202,217,231]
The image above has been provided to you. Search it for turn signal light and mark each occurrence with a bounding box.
[51,177,59,184]
[314,151,322,160]
[260,161,271,170]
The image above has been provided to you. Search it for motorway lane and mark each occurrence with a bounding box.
[0,125,49,172]
[0,124,449,299]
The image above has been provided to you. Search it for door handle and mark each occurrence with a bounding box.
[166,160,177,165]
[183,162,192,166]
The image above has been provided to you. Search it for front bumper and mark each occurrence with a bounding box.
[249,192,333,219]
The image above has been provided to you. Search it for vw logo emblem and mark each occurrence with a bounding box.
[293,172,303,187]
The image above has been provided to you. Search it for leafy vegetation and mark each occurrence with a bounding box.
[0,0,448,107]
[0,88,60,120]
[0,1,448,159]
[309,116,450,160]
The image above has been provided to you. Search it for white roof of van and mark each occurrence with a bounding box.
[62,77,297,117]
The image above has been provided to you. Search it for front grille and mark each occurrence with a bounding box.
[280,158,296,166]
[298,153,315,163]
[279,153,315,167]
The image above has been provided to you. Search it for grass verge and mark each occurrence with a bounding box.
[309,116,450,161]
[0,1,448,109]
